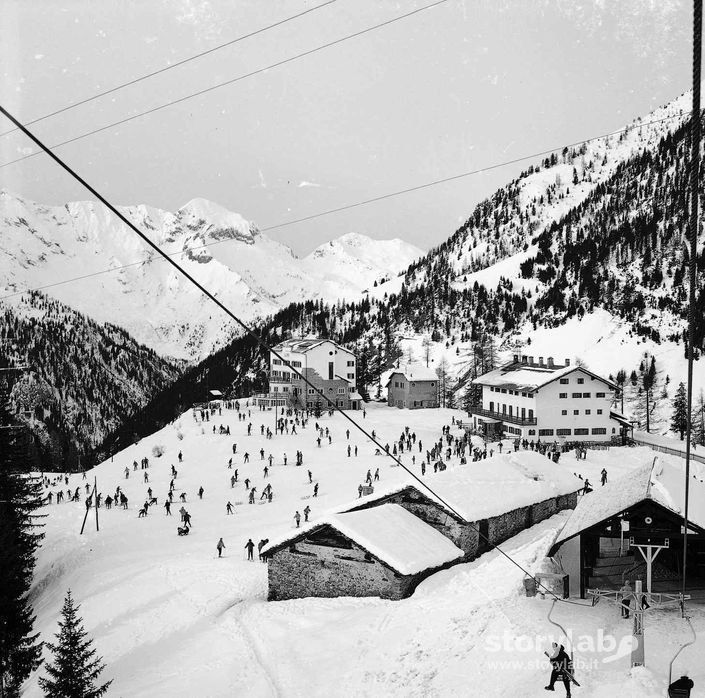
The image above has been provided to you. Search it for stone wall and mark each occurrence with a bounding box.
[268,539,415,601]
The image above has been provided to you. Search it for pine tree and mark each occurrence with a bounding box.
[670,382,689,440]
[38,591,112,698]
[691,390,705,447]
[0,372,44,698]
[615,369,627,413]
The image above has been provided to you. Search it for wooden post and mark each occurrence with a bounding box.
[94,476,99,532]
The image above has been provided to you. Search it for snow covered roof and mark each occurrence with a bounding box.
[387,364,438,383]
[554,458,705,548]
[273,338,354,356]
[471,362,617,392]
[262,503,464,575]
[340,452,581,523]
[209,390,223,397]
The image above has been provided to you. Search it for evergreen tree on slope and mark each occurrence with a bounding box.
[39,591,111,698]
[670,382,689,440]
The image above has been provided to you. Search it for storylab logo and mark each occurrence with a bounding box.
[484,630,636,663]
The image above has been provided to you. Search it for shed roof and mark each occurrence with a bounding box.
[471,363,617,392]
[273,338,354,356]
[262,503,464,575]
[553,458,705,548]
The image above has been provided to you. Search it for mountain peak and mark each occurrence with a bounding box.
[177,198,257,241]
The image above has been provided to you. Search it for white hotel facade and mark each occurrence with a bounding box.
[470,354,629,443]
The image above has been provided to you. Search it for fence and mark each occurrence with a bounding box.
[632,435,705,465]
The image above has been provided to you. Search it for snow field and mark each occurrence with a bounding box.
[25,403,705,697]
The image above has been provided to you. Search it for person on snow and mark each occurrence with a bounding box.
[217,538,226,558]
[258,538,269,561]
[226,501,234,514]
[178,450,183,462]
[164,500,172,515]
[303,505,311,522]
[374,468,379,482]
[601,468,608,486]
[245,538,255,561]
[294,511,301,528]
[198,486,204,499]
[308,470,313,484]
[545,642,572,696]
[313,483,319,497]
[620,580,632,618]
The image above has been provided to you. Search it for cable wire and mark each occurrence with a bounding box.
[0,110,688,303]
[0,102,592,607]
[0,0,337,139]
[0,0,451,170]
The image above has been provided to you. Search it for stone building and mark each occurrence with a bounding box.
[263,503,464,601]
[387,364,439,409]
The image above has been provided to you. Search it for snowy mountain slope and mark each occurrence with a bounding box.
[0,191,423,361]
[0,291,180,470]
[23,403,705,697]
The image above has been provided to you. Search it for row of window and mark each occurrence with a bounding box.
[559,392,605,399]
[532,427,610,437]
[561,409,603,416]
[559,377,587,384]
[488,402,534,420]
[489,387,532,397]
[394,381,436,389]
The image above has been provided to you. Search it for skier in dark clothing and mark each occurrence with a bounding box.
[600,468,608,486]
[245,538,255,560]
[217,538,226,557]
[164,500,172,515]
[545,643,572,696]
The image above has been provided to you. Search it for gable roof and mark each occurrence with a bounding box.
[472,362,617,392]
[553,458,705,549]
[387,364,438,384]
[262,503,464,575]
[273,338,354,356]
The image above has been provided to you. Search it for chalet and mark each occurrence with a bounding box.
[470,355,629,443]
[549,459,705,597]
[258,338,362,410]
[262,504,464,601]
[263,453,582,602]
[387,364,439,409]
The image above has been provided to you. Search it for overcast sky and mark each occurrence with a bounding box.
[0,0,696,255]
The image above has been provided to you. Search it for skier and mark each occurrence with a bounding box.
[258,538,269,561]
[601,468,608,486]
[164,500,172,515]
[198,486,204,499]
[313,483,319,497]
[544,642,573,696]
[303,505,311,522]
[245,538,255,561]
[226,501,234,515]
[374,468,379,482]
[217,538,226,557]
[294,511,301,528]
[263,466,269,479]
[308,470,313,484]
[178,450,183,462]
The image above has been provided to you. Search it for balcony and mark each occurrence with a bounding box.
[469,405,537,426]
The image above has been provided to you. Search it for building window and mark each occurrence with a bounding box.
[283,387,289,392]
[585,409,591,415]
[521,407,526,419]
[502,404,507,414]
[528,409,534,420]
[557,428,571,436]
[489,401,494,412]
[273,359,282,365]
[582,392,591,398]
[596,392,605,398]
[572,392,582,398]
[308,389,315,394]
[521,392,527,397]
[337,388,345,394]
[528,429,536,436]
[538,429,554,437]
[597,409,603,415]
[592,428,607,435]
[559,392,567,399]
[509,405,513,417]
[431,383,435,387]
[411,382,416,387]
[291,361,302,367]
[574,428,589,435]
[347,373,355,379]
[328,362,334,380]
[559,378,569,384]
[573,410,579,415]
[501,389,507,394]
[577,378,584,384]
[561,410,567,416]
[347,360,355,367]
[328,388,334,393]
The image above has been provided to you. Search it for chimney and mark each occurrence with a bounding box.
[522,356,528,364]
[547,356,554,368]
[539,356,544,366]
[565,358,570,367]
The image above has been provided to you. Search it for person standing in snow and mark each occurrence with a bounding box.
[303,505,311,522]
[245,538,255,560]
[198,486,204,499]
[164,500,172,515]
[294,511,301,528]
[544,642,572,696]
[226,501,234,515]
[217,538,226,557]
[308,470,313,484]
[374,468,379,482]
[313,483,319,497]
[601,468,608,486]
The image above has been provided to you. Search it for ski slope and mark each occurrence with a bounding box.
[25,403,704,697]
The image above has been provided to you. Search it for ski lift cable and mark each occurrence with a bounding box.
[0,117,685,305]
[0,0,338,139]
[0,102,593,608]
[0,0,451,170]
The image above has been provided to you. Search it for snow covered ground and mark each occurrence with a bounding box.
[26,403,705,697]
